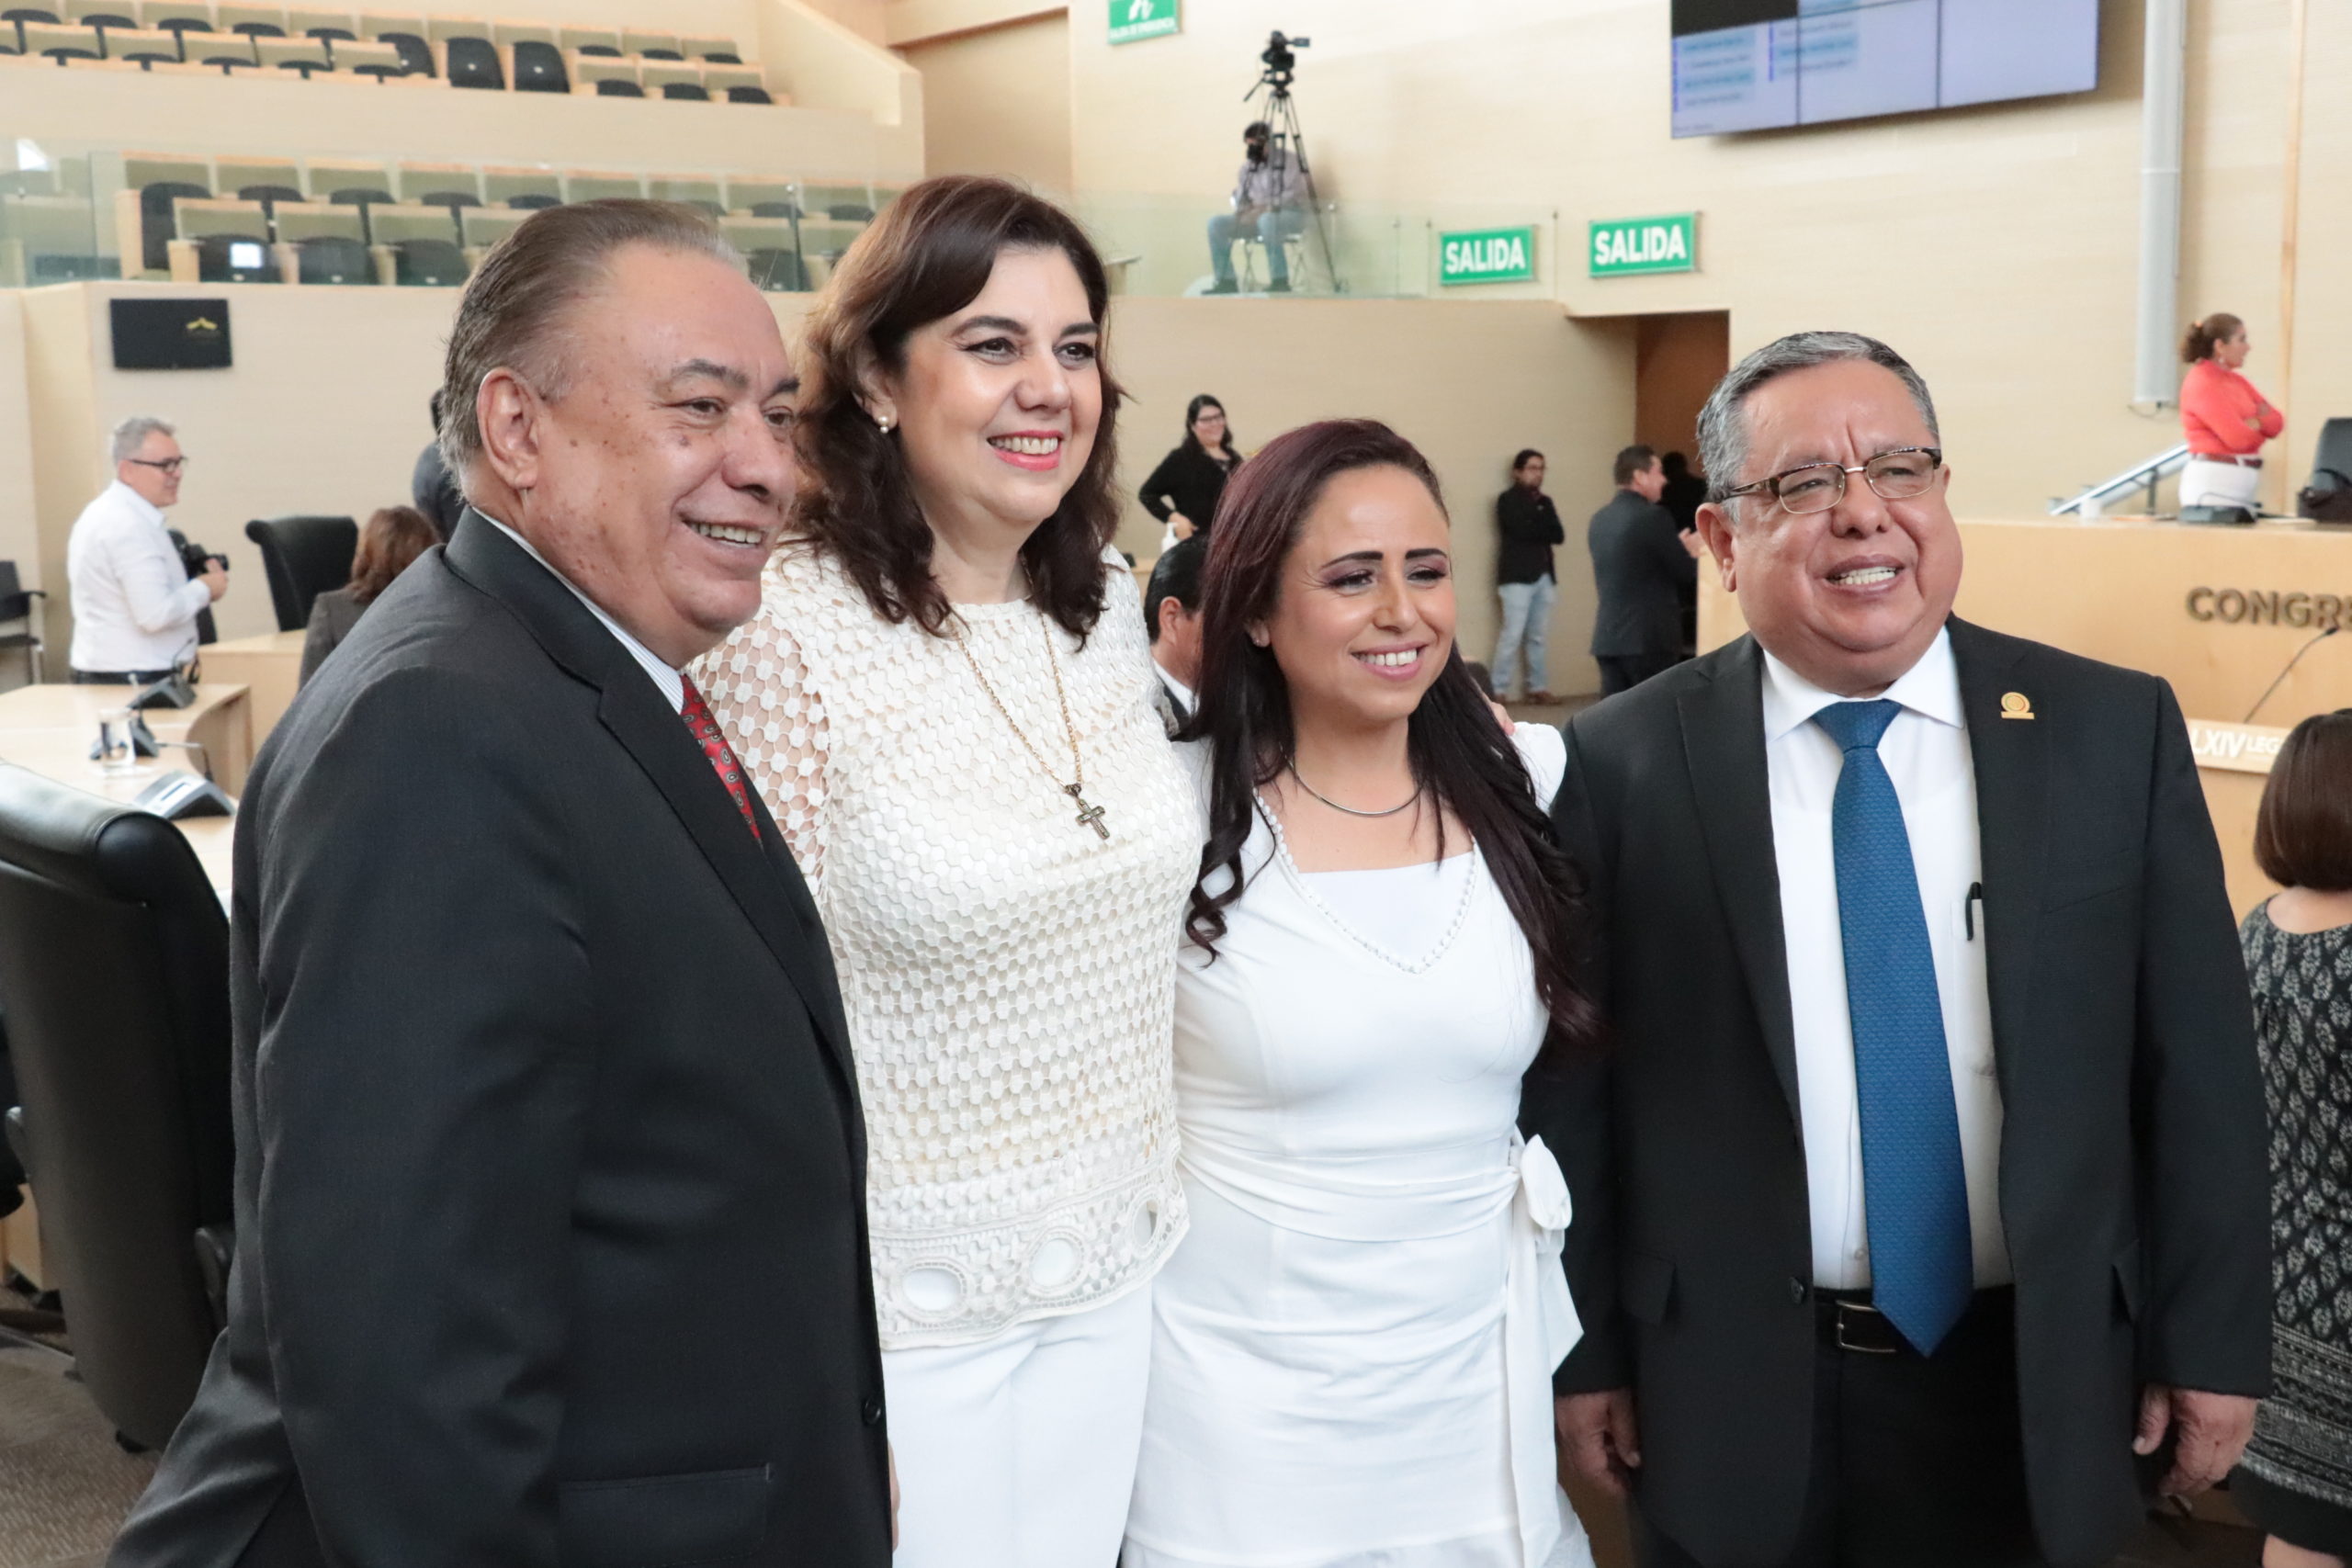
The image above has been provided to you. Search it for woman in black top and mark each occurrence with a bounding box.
[2233,709,2352,1568]
[1139,394,1243,540]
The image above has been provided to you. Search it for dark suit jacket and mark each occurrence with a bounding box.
[1585,490,1693,657]
[296,584,365,687]
[1541,618,2268,1568]
[1496,486,1566,586]
[411,442,465,543]
[110,513,891,1568]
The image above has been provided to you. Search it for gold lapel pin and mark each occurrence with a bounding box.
[2000,692,2035,721]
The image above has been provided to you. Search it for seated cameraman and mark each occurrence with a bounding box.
[66,415,226,684]
[1208,120,1307,294]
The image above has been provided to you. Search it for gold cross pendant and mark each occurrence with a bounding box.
[1065,783,1111,840]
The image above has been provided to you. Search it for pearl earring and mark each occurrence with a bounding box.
[876,413,893,433]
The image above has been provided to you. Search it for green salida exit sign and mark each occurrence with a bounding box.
[1589,213,1697,277]
[1438,227,1538,287]
[1109,0,1178,44]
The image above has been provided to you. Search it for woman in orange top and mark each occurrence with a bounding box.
[2179,312,2283,512]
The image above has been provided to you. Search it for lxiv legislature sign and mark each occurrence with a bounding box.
[1109,0,1177,44]
[1589,213,1697,277]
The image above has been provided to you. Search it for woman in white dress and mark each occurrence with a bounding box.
[696,177,1198,1568]
[1125,419,1606,1568]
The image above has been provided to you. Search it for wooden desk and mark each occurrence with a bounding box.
[0,682,250,899]
[202,630,307,749]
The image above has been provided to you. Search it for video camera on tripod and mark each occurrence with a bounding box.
[1258,30,1308,88]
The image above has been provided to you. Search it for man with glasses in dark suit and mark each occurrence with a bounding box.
[1544,331,2267,1568]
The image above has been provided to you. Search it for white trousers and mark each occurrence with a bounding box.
[883,1284,1154,1568]
[2181,456,2263,510]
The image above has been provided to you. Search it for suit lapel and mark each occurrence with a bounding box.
[1677,638,1803,1124]
[1948,617,2048,1074]
[445,513,854,1079]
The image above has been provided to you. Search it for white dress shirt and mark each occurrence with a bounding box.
[1760,627,2009,1291]
[65,480,210,673]
[1152,659,1196,717]
[476,513,683,713]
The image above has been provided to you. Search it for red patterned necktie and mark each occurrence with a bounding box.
[679,676,761,840]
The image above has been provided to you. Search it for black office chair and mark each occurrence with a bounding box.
[243,516,356,631]
[828,203,876,222]
[38,28,98,59]
[0,763,232,1453]
[639,45,681,60]
[116,40,179,64]
[236,183,304,238]
[226,15,278,33]
[700,49,741,63]
[137,179,208,274]
[151,14,210,47]
[725,85,772,105]
[0,561,44,682]
[661,81,707,101]
[377,28,430,76]
[505,192,559,210]
[575,40,618,56]
[416,188,480,212]
[512,37,564,92]
[2311,418,2352,487]
[197,46,254,70]
[444,33,500,88]
[294,234,370,285]
[749,200,802,220]
[390,237,468,286]
[194,231,277,284]
[328,186,393,209]
[745,247,808,293]
[1,4,58,53]
[301,21,352,39]
[593,77,641,96]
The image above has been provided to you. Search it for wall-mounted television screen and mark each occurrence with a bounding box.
[1671,0,2100,139]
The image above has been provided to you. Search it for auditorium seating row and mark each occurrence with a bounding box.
[1,152,896,288]
[0,6,776,100]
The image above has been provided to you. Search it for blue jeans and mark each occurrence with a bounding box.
[1492,575,1555,696]
[1208,209,1306,287]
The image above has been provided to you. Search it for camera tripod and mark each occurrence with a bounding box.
[1242,44,1343,294]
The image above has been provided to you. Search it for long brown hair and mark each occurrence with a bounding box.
[791,175,1126,640]
[1184,418,1605,1065]
[346,505,438,606]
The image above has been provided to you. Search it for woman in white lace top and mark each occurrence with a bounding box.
[695,177,1197,1568]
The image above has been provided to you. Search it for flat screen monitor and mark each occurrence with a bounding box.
[1670,0,2099,138]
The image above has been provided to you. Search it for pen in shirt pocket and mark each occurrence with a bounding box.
[1963,881,1984,941]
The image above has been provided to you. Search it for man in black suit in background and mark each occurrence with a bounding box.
[410,389,464,543]
[1146,535,1206,735]
[1586,444,1702,698]
[1544,332,2267,1567]
[111,202,893,1568]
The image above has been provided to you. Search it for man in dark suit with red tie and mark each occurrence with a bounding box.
[1541,332,2268,1567]
[111,202,893,1568]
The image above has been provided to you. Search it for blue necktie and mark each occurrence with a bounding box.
[1812,699,1973,1356]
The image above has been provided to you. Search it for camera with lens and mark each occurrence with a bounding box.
[1260,30,1308,77]
[174,535,228,579]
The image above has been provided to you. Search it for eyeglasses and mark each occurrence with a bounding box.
[127,457,188,475]
[1718,447,1940,515]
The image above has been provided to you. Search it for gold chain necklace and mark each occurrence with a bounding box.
[953,611,1110,840]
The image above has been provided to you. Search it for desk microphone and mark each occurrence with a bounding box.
[2244,626,2341,724]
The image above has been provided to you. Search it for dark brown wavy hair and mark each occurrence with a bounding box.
[1184,418,1605,1065]
[790,175,1126,640]
[346,505,439,606]
[2182,312,2245,365]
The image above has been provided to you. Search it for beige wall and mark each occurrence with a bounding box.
[1067,0,2348,520]
[1103,298,1632,692]
[0,297,38,602]
[12,284,1627,690]
[899,14,1072,191]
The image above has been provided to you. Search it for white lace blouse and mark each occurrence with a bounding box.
[694,543,1199,1348]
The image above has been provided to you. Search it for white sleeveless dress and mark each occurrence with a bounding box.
[1125,725,1592,1568]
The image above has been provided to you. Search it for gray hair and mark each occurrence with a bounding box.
[1695,331,1939,507]
[437,199,742,488]
[109,415,175,464]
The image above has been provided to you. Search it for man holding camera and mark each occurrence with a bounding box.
[1207,120,1307,295]
[66,415,226,683]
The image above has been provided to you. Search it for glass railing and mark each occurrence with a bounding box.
[0,135,895,289]
[0,138,1562,303]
